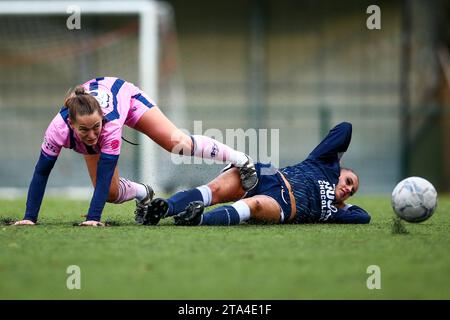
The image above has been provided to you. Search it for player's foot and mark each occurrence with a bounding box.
[134,184,154,224]
[142,198,170,226]
[236,155,258,192]
[173,201,204,226]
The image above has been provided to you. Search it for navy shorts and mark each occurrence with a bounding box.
[244,163,292,223]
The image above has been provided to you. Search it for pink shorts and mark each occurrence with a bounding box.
[125,92,155,128]
[124,99,153,128]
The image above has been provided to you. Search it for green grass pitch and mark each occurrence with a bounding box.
[1,196,449,299]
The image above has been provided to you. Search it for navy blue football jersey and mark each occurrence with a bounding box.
[280,122,370,224]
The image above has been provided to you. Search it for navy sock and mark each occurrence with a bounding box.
[166,188,203,217]
[201,205,240,226]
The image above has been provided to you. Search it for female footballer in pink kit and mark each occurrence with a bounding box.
[14,77,257,227]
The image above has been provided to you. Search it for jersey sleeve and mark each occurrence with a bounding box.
[41,114,68,157]
[99,122,122,156]
[23,150,58,222]
[328,204,371,224]
[86,152,119,221]
[307,122,353,164]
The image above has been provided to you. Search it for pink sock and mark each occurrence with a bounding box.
[113,178,138,204]
[191,135,248,166]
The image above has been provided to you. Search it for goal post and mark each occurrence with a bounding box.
[0,0,163,197]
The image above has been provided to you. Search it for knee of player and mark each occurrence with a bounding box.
[208,182,222,203]
[250,199,263,213]
[207,181,220,194]
[168,132,192,155]
[106,190,118,203]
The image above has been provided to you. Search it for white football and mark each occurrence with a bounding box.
[391,177,437,223]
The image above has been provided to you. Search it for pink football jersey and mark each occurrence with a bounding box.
[41,77,154,157]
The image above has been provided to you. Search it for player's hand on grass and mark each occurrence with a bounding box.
[78,220,105,227]
[13,219,35,226]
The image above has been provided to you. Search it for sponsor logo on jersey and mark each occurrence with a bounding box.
[110,139,120,150]
[317,180,337,221]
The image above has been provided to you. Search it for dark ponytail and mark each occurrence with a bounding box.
[74,86,87,96]
[64,85,102,123]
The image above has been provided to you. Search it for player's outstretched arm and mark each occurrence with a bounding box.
[307,122,353,163]
[329,204,371,224]
[13,151,57,226]
[81,152,119,226]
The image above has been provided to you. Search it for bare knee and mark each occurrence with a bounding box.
[250,199,263,214]
[106,189,118,203]
[106,183,119,203]
[90,180,118,203]
[208,181,221,194]
[167,132,192,154]
[245,196,281,223]
[208,181,222,204]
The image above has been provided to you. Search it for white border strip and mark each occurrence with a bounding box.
[0,1,154,15]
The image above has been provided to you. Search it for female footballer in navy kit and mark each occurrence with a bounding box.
[138,122,370,226]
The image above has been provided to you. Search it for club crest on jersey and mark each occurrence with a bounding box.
[210,143,219,158]
[89,89,111,109]
[110,139,120,150]
[317,180,338,221]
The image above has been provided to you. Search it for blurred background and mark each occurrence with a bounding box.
[0,0,449,197]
